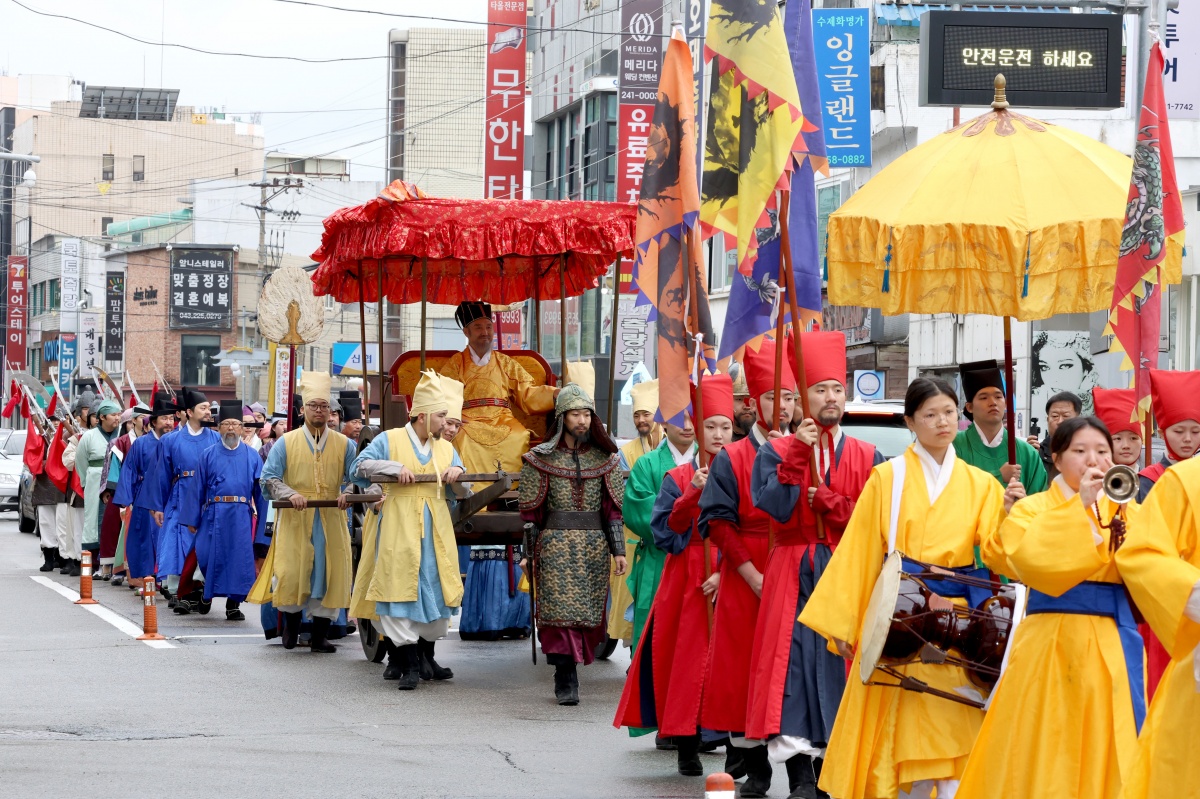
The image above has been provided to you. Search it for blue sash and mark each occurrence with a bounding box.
[901,557,994,609]
[1026,582,1146,732]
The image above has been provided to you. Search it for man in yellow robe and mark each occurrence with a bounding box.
[609,378,662,645]
[249,371,357,654]
[350,370,466,690]
[1116,456,1200,799]
[439,302,559,476]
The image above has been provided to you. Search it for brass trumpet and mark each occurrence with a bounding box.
[1101,464,1139,505]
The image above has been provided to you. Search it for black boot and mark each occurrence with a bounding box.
[418,638,453,681]
[676,735,704,777]
[58,556,71,574]
[655,734,678,750]
[724,742,747,781]
[396,644,420,690]
[382,640,403,680]
[282,611,302,650]
[67,559,81,577]
[39,548,57,572]
[738,745,773,799]
[786,754,821,799]
[173,598,193,615]
[225,600,245,621]
[310,617,338,653]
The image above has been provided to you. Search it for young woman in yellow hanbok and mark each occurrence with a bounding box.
[1115,456,1200,799]
[800,378,1007,799]
[956,417,1146,799]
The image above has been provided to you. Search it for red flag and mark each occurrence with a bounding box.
[1,382,20,419]
[46,424,69,493]
[23,419,44,476]
[47,392,58,418]
[1106,42,1186,423]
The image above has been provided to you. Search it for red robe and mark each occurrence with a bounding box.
[697,432,772,734]
[1136,460,1173,698]
[744,433,879,742]
[614,461,715,735]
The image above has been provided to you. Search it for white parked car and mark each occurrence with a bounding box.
[0,429,27,512]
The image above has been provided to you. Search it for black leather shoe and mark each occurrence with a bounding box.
[310,617,338,653]
[67,560,81,577]
[655,734,677,751]
[382,641,403,680]
[418,638,453,680]
[397,644,420,690]
[225,601,245,621]
[738,746,773,799]
[786,754,821,799]
[676,735,704,777]
[282,612,302,650]
[39,548,57,572]
[554,662,579,706]
[724,743,747,781]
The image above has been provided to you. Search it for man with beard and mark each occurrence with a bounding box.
[181,401,268,621]
[730,362,757,442]
[143,388,222,610]
[613,379,663,647]
[248,372,357,653]
[350,371,463,687]
[698,339,795,791]
[954,359,1047,495]
[749,331,883,799]
[118,393,176,589]
[518,383,626,705]
[625,408,697,656]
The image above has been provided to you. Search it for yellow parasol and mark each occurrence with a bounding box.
[826,75,1181,462]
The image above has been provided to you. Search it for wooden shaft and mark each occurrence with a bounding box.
[1143,413,1153,468]
[1002,317,1017,464]
[357,269,370,421]
[606,258,621,432]
[420,257,428,371]
[286,344,297,432]
[378,257,387,430]
[559,253,568,383]
[780,190,826,541]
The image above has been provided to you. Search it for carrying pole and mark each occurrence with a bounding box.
[357,269,370,424]
[606,258,621,433]
[683,227,715,633]
[378,257,388,430]
[559,253,568,383]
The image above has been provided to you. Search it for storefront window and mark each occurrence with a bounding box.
[181,335,222,386]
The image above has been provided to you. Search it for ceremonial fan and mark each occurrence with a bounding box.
[258,264,325,430]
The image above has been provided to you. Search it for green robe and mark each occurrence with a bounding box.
[623,442,692,657]
[955,424,1048,495]
[76,426,118,546]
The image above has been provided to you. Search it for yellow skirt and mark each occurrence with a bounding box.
[1120,650,1199,799]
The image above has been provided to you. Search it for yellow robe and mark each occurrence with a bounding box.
[248,429,353,610]
[438,348,556,476]
[1116,458,1200,799]
[957,480,1141,799]
[349,428,463,620]
[799,446,1005,799]
[608,434,659,642]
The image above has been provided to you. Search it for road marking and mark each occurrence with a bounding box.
[30,576,175,649]
[170,634,263,639]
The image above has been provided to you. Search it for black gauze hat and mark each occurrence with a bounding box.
[454,301,492,329]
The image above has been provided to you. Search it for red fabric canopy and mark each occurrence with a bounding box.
[310,183,637,305]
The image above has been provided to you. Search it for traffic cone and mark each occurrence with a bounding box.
[705,773,735,799]
[74,551,98,605]
[137,581,166,641]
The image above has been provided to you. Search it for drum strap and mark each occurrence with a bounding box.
[886,455,906,554]
[1027,582,1146,733]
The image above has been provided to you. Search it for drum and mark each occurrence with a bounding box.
[859,552,1021,706]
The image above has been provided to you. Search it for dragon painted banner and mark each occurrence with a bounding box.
[632,26,717,427]
[700,0,804,276]
[1105,42,1186,422]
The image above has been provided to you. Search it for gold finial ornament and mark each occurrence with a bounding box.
[992,74,1009,110]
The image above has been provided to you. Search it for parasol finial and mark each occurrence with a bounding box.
[992,74,1009,110]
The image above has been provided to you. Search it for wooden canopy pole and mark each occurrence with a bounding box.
[378,256,387,430]
[559,253,568,383]
[779,191,826,541]
[357,269,370,423]
[683,227,714,633]
[1002,317,1017,465]
[419,257,428,371]
[606,258,621,433]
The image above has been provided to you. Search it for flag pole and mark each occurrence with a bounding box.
[683,225,714,633]
[780,190,826,541]
[606,258,621,434]
[1002,317,1017,465]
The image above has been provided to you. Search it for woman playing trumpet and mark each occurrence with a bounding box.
[955,417,1145,799]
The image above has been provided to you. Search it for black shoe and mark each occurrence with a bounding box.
[173,599,193,615]
[738,746,773,799]
[67,560,81,577]
[59,559,71,574]
[676,735,704,777]
[418,638,453,681]
[724,743,747,781]
[225,601,245,622]
[382,641,403,680]
[167,598,178,609]
[554,662,579,706]
[397,644,420,690]
[39,548,58,572]
[196,599,212,615]
[282,612,302,650]
[310,617,338,653]
[656,734,677,751]
[785,754,823,799]
[699,738,721,754]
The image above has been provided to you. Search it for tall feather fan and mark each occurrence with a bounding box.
[257,265,325,345]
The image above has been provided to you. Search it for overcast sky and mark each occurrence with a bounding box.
[1,0,487,182]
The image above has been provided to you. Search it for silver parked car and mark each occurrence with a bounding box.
[0,429,27,513]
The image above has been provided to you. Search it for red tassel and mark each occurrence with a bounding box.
[47,393,58,418]
[19,395,29,419]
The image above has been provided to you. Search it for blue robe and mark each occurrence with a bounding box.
[141,425,222,577]
[261,435,358,604]
[117,432,164,579]
[179,443,268,603]
[350,431,462,624]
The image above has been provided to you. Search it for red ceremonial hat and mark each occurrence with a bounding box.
[743,338,797,405]
[1091,388,1141,436]
[790,330,847,388]
[692,373,735,422]
[1149,369,1200,430]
